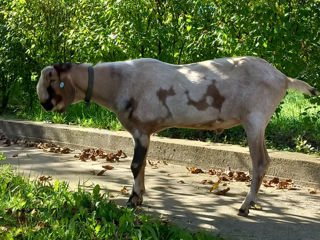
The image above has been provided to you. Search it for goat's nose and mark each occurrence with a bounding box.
[41,99,54,111]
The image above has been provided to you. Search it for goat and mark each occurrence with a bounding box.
[37,56,319,216]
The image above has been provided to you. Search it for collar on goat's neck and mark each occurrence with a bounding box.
[84,66,94,107]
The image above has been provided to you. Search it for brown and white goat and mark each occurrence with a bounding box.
[37,56,319,216]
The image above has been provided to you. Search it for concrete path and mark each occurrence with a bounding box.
[1,142,319,240]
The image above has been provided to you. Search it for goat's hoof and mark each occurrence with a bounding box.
[238,208,249,217]
[127,191,143,208]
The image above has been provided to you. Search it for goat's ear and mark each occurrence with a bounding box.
[53,63,72,74]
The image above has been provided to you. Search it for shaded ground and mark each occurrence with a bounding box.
[0,143,319,240]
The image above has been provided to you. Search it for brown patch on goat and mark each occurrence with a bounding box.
[186,80,225,111]
[122,98,169,134]
[156,87,176,118]
[53,63,72,76]
[54,67,76,112]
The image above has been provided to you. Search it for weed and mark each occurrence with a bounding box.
[295,136,315,154]
[0,152,6,161]
[0,165,220,240]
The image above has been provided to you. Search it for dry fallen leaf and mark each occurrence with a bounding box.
[201,179,214,185]
[3,139,11,147]
[116,150,123,157]
[120,186,129,195]
[277,181,289,189]
[233,171,251,182]
[38,176,52,181]
[269,177,280,185]
[208,169,217,175]
[5,209,12,215]
[18,209,27,224]
[102,165,114,170]
[109,194,116,198]
[148,160,158,168]
[309,189,317,194]
[97,170,106,176]
[214,187,230,195]
[210,181,221,192]
[31,209,38,217]
[187,167,204,174]
[263,183,273,187]
[61,147,72,154]
[33,221,49,232]
[96,148,107,157]
[263,179,273,187]
[252,203,262,210]
[219,173,231,181]
[0,226,8,233]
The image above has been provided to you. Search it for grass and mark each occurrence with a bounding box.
[0,164,220,240]
[4,91,320,154]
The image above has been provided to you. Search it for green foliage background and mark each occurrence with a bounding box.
[0,0,319,152]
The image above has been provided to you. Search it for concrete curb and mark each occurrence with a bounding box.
[0,118,319,187]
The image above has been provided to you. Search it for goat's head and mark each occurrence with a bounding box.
[37,63,75,113]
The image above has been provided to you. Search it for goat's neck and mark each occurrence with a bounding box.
[70,64,119,111]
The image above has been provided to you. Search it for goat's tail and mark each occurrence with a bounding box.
[287,77,319,96]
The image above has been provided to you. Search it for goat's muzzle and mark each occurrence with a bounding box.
[40,86,55,111]
[41,99,54,111]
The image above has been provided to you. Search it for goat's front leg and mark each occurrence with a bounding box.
[128,133,150,208]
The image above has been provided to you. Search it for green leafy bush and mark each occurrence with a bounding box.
[1,0,319,153]
[0,165,219,239]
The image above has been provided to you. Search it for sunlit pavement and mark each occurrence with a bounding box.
[1,142,319,240]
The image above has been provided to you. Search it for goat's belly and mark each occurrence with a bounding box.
[165,118,241,132]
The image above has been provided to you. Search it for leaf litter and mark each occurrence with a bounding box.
[187,167,204,174]
[74,148,126,162]
[2,137,74,154]
[199,167,251,195]
[263,177,299,190]
[1,132,316,195]
[148,159,168,168]
[37,142,73,154]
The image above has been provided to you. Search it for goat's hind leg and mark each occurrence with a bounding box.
[128,133,150,208]
[239,113,270,216]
